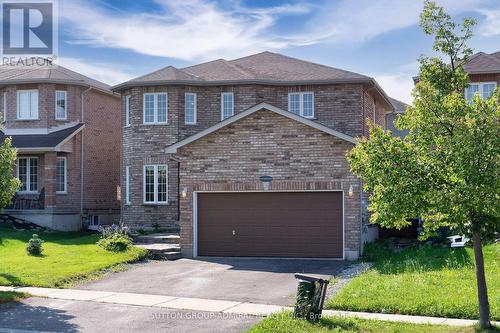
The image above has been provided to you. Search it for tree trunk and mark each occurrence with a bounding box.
[472,230,491,329]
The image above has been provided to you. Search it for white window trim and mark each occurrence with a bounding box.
[2,92,6,123]
[125,95,131,127]
[465,82,497,100]
[125,166,131,205]
[185,92,197,125]
[288,92,315,118]
[143,164,168,204]
[56,156,67,194]
[143,93,168,124]
[16,156,38,193]
[55,90,67,120]
[16,89,39,120]
[220,92,234,120]
[88,215,101,230]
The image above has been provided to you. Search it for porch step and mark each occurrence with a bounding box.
[135,243,181,261]
[132,233,180,244]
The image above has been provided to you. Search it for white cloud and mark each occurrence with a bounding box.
[478,8,500,36]
[60,0,310,61]
[57,57,137,85]
[371,72,414,104]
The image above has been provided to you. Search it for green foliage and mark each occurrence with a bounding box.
[0,291,28,304]
[0,137,21,209]
[347,1,500,240]
[26,234,43,255]
[0,225,147,287]
[327,242,499,320]
[248,312,489,333]
[97,233,133,252]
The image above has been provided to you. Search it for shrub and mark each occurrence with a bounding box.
[26,234,43,255]
[97,224,132,252]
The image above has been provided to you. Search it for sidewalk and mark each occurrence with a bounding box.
[1,286,496,327]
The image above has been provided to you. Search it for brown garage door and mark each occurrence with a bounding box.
[197,192,343,258]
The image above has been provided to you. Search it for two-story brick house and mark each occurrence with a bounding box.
[0,64,121,231]
[113,52,393,260]
[463,51,499,100]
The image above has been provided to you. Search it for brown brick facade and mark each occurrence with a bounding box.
[175,110,361,258]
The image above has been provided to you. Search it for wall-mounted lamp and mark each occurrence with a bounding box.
[348,184,354,197]
[259,175,273,191]
[181,187,188,199]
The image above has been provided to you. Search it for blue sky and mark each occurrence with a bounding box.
[56,0,500,103]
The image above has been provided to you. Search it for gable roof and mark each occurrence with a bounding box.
[114,51,373,88]
[165,103,356,153]
[0,123,84,152]
[0,63,115,95]
[463,52,500,74]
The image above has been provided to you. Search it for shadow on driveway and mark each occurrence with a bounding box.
[78,258,348,306]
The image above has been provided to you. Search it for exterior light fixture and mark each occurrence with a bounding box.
[348,184,354,197]
[259,175,273,191]
[181,187,188,198]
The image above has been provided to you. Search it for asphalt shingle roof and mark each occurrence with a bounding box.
[115,51,371,89]
[0,64,112,92]
[389,97,409,113]
[463,52,500,74]
[0,123,84,149]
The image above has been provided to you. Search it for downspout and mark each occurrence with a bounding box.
[359,179,364,256]
[80,86,92,226]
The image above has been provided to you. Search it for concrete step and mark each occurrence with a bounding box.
[132,233,180,244]
[134,243,181,261]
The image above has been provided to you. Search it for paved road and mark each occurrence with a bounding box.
[78,258,347,306]
[0,297,259,333]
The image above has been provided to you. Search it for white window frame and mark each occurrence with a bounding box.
[16,156,38,193]
[143,164,168,204]
[288,92,315,118]
[143,93,168,124]
[465,82,497,101]
[2,92,6,123]
[220,92,234,120]
[56,156,67,194]
[125,165,131,205]
[125,95,131,127]
[55,90,67,120]
[17,89,39,120]
[88,215,101,230]
[184,92,197,125]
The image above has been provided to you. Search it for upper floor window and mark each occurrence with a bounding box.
[288,92,314,118]
[465,82,497,102]
[125,95,131,126]
[185,93,197,124]
[143,93,167,124]
[56,157,67,193]
[17,157,38,192]
[55,91,67,120]
[143,164,168,204]
[221,92,234,120]
[17,90,38,120]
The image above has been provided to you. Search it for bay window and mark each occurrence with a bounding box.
[17,90,38,120]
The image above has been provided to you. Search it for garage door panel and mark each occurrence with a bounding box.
[197,192,343,258]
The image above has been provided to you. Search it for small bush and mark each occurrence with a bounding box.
[97,224,132,252]
[26,234,43,255]
[97,233,132,252]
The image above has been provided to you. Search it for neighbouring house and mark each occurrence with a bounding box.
[386,97,409,138]
[463,51,499,100]
[0,64,121,231]
[113,52,394,260]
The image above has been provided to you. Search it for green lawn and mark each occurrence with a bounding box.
[0,225,147,287]
[327,241,499,320]
[0,291,28,304]
[248,313,499,333]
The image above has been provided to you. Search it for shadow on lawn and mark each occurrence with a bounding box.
[365,241,473,275]
[0,225,99,246]
[0,301,79,332]
[0,273,23,286]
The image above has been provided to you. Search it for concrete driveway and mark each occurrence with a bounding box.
[78,258,347,306]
